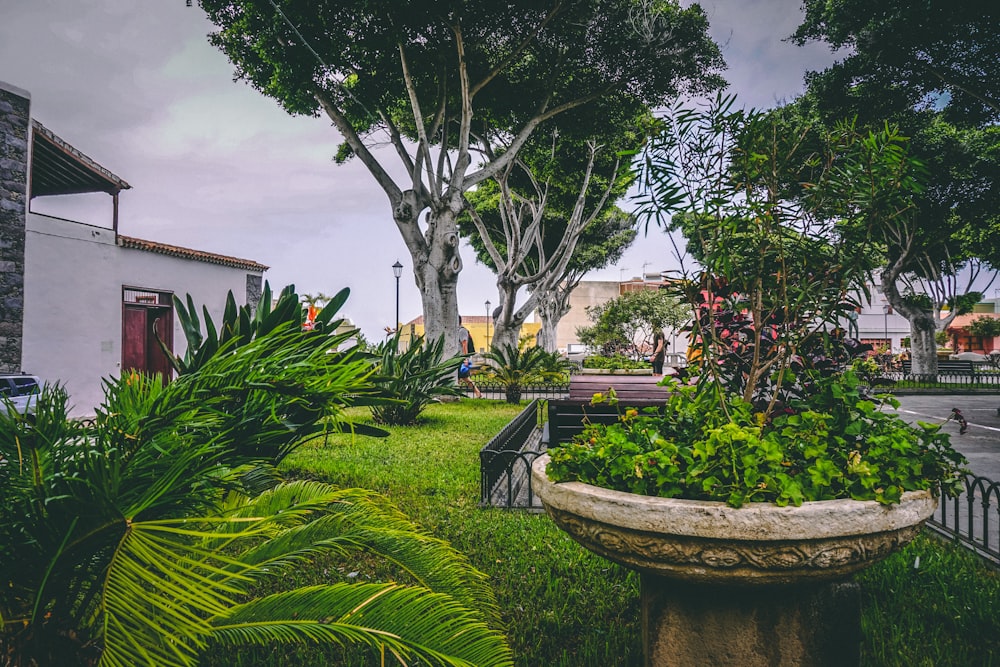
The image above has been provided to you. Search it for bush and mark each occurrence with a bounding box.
[484,344,560,403]
[582,354,648,370]
[370,331,464,425]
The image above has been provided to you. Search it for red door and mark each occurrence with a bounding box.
[122,304,173,383]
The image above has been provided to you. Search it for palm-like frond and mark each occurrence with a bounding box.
[484,344,560,402]
[2,287,510,667]
[370,332,464,425]
[99,484,510,667]
[211,584,513,667]
[225,481,501,624]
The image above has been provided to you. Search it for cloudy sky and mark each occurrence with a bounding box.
[0,0,841,339]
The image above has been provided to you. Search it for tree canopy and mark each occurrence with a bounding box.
[792,0,1000,125]
[577,288,688,359]
[198,0,724,351]
[788,3,1000,373]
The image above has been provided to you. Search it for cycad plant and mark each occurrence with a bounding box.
[164,283,385,462]
[0,292,512,666]
[370,331,464,425]
[484,344,558,403]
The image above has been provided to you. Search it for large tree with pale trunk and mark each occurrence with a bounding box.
[789,2,1000,375]
[459,119,642,352]
[198,0,723,352]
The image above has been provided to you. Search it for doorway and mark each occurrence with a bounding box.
[122,287,174,382]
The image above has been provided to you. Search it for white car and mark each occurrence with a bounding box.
[0,374,40,417]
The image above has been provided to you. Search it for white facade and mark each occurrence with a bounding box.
[22,212,263,415]
[847,287,922,352]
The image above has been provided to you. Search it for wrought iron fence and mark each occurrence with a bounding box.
[866,370,1000,392]
[463,383,570,400]
[479,400,547,509]
[926,473,1000,565]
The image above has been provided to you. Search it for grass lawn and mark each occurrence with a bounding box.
[253,400,999,666]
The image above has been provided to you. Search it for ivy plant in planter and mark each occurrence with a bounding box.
[537,96,968,666]
[548,94,967,506]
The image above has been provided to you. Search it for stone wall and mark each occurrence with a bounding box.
[0,81,29,373]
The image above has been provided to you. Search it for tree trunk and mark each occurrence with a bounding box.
[880,268,939,378]
[490,280,535,352]
[401,201,463,355]
[908,315,939,376]
[535,288,570,352]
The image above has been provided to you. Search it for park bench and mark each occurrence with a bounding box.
[901,359,977,381]
[547,374,669,446]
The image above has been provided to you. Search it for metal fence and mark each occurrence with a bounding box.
[463,383,570,400]
[868,372,1000,392]
[926,473,1000,565]
[479,400,547,509]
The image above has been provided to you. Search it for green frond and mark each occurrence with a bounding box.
[210,584,514,667]
[101,521,260,667]
[227,482,502,624]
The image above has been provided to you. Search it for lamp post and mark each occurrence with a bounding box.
[392,260,403,332]
[883,304,890,353]
[485,299,492,352]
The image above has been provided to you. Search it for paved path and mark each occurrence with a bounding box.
[892,394,1000,482]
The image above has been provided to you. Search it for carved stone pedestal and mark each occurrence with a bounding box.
[531,455,937,666]
[642,577,860,667]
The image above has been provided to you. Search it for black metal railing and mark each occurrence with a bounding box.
[926,473,1000,565]
[463,383,570,400]
[479,400,547,509]
[867,371,1000,392]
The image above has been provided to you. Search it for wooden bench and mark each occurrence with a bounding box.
[901,359,977,380]
[548,374,669,445]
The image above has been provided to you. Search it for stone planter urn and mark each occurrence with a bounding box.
[531,454,937,667]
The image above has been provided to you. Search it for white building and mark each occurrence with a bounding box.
[1,80,267,415]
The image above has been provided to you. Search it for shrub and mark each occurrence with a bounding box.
[0,290,512,667]
[370,331,464,425]
[484,344,559,403]
[582,354,649,370]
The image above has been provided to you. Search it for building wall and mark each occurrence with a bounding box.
[555,280,620,351]
[0,81,30,371]
[22,212,263,415]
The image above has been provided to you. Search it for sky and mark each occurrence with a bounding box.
[0,0,842,340]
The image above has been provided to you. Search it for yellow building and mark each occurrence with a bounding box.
[398,315,541,353]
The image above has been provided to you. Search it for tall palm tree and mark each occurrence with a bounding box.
[0,289,512,667]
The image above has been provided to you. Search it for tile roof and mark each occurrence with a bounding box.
[403,315,495,326]
[118,235,268,272]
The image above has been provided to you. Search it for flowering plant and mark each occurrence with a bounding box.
[546,96,967,506]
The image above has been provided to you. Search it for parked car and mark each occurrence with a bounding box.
[0,374,40,417]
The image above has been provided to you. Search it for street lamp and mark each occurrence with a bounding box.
[883,304,891,352]
[485,299,492,352]
[392,260,403,332]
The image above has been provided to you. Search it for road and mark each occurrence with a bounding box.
[892,394,1000,482]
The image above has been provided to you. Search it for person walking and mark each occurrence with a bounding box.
[457,317,481,397]
[651,330,666,376]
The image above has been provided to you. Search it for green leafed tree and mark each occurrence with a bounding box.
[792,0,1000,126]
[576,288,688,359]
[198,0,724,353]
[788,3,1000,375]
[459,120,642,352]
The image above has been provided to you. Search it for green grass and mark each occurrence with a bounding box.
[231,400,999,666]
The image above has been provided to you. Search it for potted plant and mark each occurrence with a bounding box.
[581,353,654,375]
[533,98,967,666]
